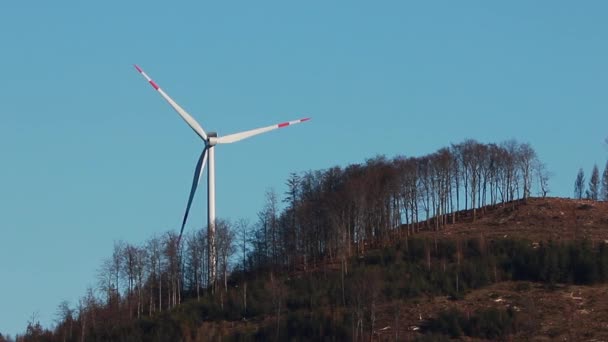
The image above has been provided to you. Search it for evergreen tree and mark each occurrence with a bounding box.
[588,164,600,200]
[574,168,585,199]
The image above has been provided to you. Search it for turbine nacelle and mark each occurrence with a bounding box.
[207,132,218,147]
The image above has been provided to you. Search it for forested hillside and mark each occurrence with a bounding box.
[12,139,608,341]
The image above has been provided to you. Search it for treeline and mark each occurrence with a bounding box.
[14,139,550,341]
[574,161,608,200]
[249,139,546,271]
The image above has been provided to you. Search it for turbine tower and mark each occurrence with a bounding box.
[134,65,310,288]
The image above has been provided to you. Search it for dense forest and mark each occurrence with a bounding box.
[11,138,606,341]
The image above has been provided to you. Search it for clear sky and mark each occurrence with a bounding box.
[1,0,607,336]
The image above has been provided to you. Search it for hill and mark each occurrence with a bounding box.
[14,196,608,342]
[10,136,608,341]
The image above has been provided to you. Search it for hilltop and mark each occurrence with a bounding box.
[419,197,608,243]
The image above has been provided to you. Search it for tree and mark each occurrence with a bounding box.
[216,218,235,293]
[97,258,118,308]
[283,172,301,267]
[55,300,74,342]
[146,235,164,313]
[78,287,98,342]
[185,229,205,300]
[517,143,536,200]
[163,232,182,308]
[21,312,51,341]
[234,218,250,311]
[133,246,147,318]
[121,243,139,318]
[602,161,608,201]
[235,218,250,271]
[588,165,600,200]
[535,160,550,198]
[256,189,280,268]
[574,168,585,199]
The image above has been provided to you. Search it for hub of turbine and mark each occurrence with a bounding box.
[207,132,218,146]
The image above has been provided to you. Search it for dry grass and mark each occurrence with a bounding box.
[417,197,608,243]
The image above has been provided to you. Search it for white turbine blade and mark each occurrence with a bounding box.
[178,148,208,246]
[134,65,208,141]
[216,117,311,144]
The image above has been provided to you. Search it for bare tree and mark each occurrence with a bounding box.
[235,218,250,272]
[97,258,119,310]
[518,143,536,200]
[255,189,280,268]
[121,243,139,318]
[77,286,98,342]
[111,241,125,298]
[185,229,205,301]
[269,272,286,341]
[146,235,164,313]
[234,218,250,312]
[163,232,182,309]
[55,300,74,342]
[133,246,147,318]
[535,159,551,197]
[216,218,235,293]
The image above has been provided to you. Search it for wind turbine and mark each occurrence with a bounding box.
[134,65,310,287]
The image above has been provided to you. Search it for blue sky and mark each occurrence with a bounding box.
[1,0,607,336]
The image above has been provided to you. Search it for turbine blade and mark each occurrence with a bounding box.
[134,65,208,141]
[177,148,208,245]
[216,117,311,144]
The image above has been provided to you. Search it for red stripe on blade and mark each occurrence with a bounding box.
[134,64,143,73]
[300,118,311,122]
[278,122,289,128]
[149,80,160,90]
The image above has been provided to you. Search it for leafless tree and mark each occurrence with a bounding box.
[145,235,163,313]
[185,230,203,300]
[96,256,121,316]
[517,143,536,200]
[55,300,74,342]
[216,218,235,293]
[269,272,286,341]
[163,232,182,309]
[235,218,250,272]
[535,159,551,197]
[121,243,139,318]
[111,241,125,298]
[133,246,147,318]
[77,287,98,342]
